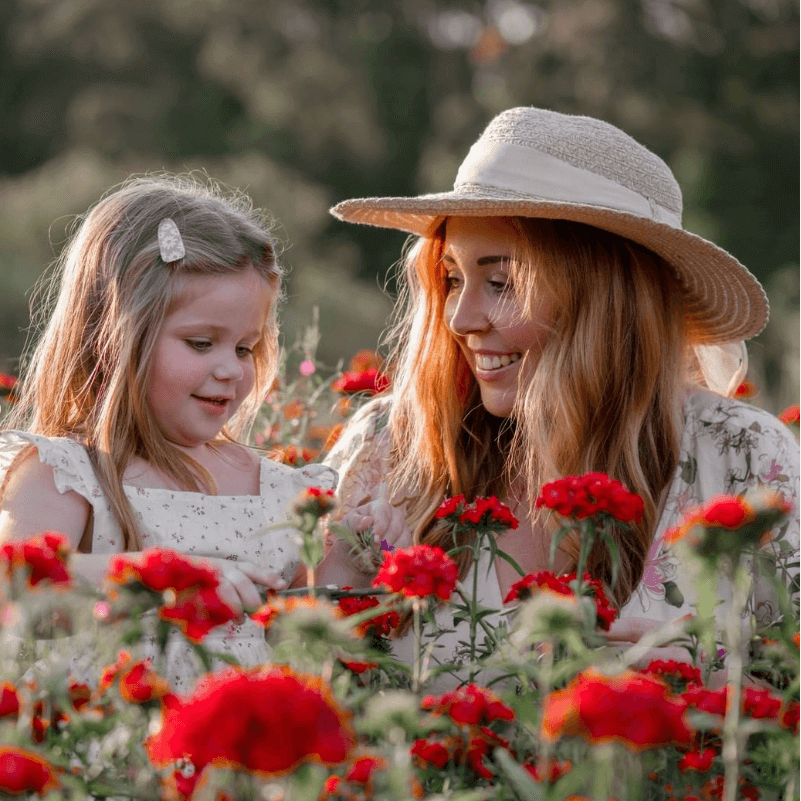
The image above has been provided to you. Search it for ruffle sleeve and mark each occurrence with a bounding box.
[0,430,103,504]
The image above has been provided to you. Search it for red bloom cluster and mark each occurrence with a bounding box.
[0,746,60,796]
[411,728,511,781]
[503,571,618,631]
[292,486,337,517]
[422,683,515,726]
[332,368,390,395]
[541,668,694,751]
[373,545,458,601]
[678,747,716,773]
[0,682,19,719]
[0,532,71,588]
[664,495,755,546]
[147,667,355,785]
[681,685,785,722]
[522,757,572,783]
[107,548,237,642]
[99,651,171,705]
[536,473,644,524]
[336,589,399,638]
[434,494,519,530]
[641,659,702,690]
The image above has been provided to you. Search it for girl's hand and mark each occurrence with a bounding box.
[202,557,286,620]
[342,499,412,552]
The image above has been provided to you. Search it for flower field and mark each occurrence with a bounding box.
[0,344,798,800]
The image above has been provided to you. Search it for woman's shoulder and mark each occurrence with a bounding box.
[323,396,392,474]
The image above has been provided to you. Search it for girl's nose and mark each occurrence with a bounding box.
[445,286,491,336]
[213,351,245,381]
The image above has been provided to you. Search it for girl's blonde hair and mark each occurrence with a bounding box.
[384,216,691,609]
[7,175,282,550]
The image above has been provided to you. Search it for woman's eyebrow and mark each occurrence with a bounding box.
[440,253,511,266]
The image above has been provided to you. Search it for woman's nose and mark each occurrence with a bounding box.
[445,286,490,336]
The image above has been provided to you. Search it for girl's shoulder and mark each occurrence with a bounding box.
[258,451,338,494]
[0,430,100,501]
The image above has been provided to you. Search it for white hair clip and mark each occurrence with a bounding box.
[158,217,185,263]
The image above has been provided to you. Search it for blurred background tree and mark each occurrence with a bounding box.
[0,0,797,407]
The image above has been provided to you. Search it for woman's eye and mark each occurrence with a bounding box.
[489,278,511,294]
[444,274,462,291]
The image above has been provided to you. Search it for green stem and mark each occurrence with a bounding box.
[536,638,555,785]
[469,536,481,681]
[575,519,595,590]
[721,564,750,801]
[412,599,422,694]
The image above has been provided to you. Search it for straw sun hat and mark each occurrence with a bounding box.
[331,106,768,347]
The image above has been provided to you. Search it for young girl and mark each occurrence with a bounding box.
[0,175,335,692]
[318,107,799,678]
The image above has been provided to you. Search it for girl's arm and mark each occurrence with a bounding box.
[0,451,285,612]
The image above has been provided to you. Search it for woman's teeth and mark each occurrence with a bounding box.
[475,353,521,371]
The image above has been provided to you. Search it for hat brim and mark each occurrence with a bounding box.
[330,193,768,345]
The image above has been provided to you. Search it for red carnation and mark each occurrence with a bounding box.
[0,747,60,796]
[541,668,693,751]
[332,368,390,395]
[422,683,515,726]
[781,701,799,734]
[523,757,572,783]
[641,659,702,690]
[411,738,451,769]
[159,585,238,642]
[337,590,399,638]
[741,687,782,720]
[682,686,728,716]
[373,545,458,601]
[0,682,19,719]
[345,754,385,784]
[1,532,71,588]
[147,666,355,778]
[292,486,337,517]
[678,747,716,773]
[435,494,519,530]
[700,496,753,529]
[778,403,800,426]
[536,473,644,524]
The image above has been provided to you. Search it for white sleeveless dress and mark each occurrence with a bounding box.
[0,431,337,693]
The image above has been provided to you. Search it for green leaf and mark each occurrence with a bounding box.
[549,525,577,570]
[600,530,621,590]
[495,547,525,577]
[662,579,685,608]
[492,748,544,800]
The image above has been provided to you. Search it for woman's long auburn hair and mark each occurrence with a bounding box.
[5,175,282,551]
[383,216,691,610]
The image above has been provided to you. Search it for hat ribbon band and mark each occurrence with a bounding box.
[454,139,682,228]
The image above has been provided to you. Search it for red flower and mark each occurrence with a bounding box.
[107,549,237,643]
[466,726,510,780]
[536,473,644,524]
[118,660,172,705]
[268,444,319,465]
[0,373,17,391]
[678,747,716,773]
[0,532,71,588]
[522,758,572,783]
[0,746,60,796]
[664,495,755,545]
[345,754,385,784]
[781,701,799,734]
[541,669,693,751]
[146,666,355,778]
[159,586,238,642]
[641,659,702,689]
[682,686,728,716]
[332,368,390,395]
[0,682,19,719]
[778,403,800,426]
[504,571,618,631]
[422,683,515,726]
[373,545,458,601]
[435,494,519,530]
[292,486,337,517]
[734,380,758,399]
[410,738,451,769]
[741,687,782,720]
[336,590,399,638]
[339,659,378,675]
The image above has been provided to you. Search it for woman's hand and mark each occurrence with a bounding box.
[201,557,286,620]
[341,499,412,552]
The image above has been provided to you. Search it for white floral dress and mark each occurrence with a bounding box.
[0,431,336,693]
[324,389,799,677]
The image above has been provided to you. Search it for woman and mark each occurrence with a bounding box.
[317,107,798,674]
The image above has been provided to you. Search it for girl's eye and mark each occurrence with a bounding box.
[186,339,211,351]
[236,345,254,358]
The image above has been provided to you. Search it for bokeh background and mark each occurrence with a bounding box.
[1,0,798,410]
